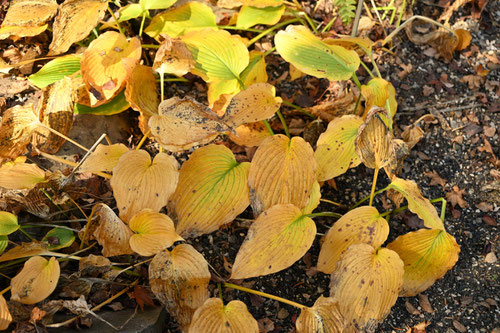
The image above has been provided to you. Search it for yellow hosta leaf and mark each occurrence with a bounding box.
[0,294,12,330]
[32,77,74,154]
[361,78,397,121]
[129,209,183,256]
[237,5,285,29]
[242,0,284,7]
[189,298,259,333]
[241,50,268,87]
[81,31,142,106]
[92,203,134,257]
[0,211,19,236]
[222,83,281,128]
[149,97,230,152]
[231,204,316,279]
[388,177,444,230]
[11,256,60,304]
[248,135,317,215]
[317,206,389,274]
[296,296,345,333]
[0,24,48,40]
[330,244,404,332]
[169,145,249,238]
[314,115,363,181]
[228,121,272,147]
[0,160,46,189]
[124,64,159,119]
[387,229,460,296]
[275,25,360,81]
[110,150,179,222]
[0,104,39,160]
[301,181,321,215]
[79,254,111,272]
[355,107,393,169]
[145,2,217,39]
[0,0,57,39]
[324,36,375,56]
[149,244,210,328]
[153,36,194,77]
[79,143,129,174]
[48,0,108,55]
[207,79,242,108]
[289,63,305,81]
[0,241,49,262]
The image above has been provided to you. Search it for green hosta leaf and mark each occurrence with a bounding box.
[28,55,81,88]
[145,2,217,39]
[117,4,143,21]
[237,5,285,29]
[140,0,177,10]
[42,228,75,250]
[275,25,360,81]
[0,212,18,236]
[74,89,130,115]
[0,235,7,255]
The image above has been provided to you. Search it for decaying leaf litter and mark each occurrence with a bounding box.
[0,0,498,330]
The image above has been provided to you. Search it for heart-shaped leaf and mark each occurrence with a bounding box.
[110,150,179,222]
[314,115,363,181]
[248,135,317,215]
[74,89,130,115]
[296,296,345,333]
[361,78,397,122]
[11,256,60,304]
[237,5,285,29]
[169,144,250,238]
[387,228,460,296]
[231,204,316,279]
[0,212,19,236]
[317,206,389,274]
[330,244,403,332]
[92,203,134,257]
[241,50,269,87]
[79,143,129,174]
[129,209,183,256]
[28,54,81,89]
[0,241,50,262]
[275,25,360,81]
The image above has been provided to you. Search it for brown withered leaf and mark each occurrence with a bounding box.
[0,294,12,330]
[425,170,447,187]
[0,0,58,39]
[32,77,74,154]
[149,97,230,152]
[81,31,142,106]
[92,203,134,257]
[0,241,50,262]
[305,81,358,122]
[446,185,467,208]
[0,104,40,161]
[49,0,108,55]
[149,244,210,329]
[401,124,424,149]
[152,35,194,77]
[384,138,410,180]
[295,296,345,333]
[78,254,111,274]
[228,121,272,147]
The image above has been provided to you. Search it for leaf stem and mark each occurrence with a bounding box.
[38,124,89,152]
[247,19,301,47]
[263,46,277,58]
[368,168,380,206]
[351,0,365,37]
[276,110,290,138]
[107,6,125,36]
[141,44,160,49]
[321,14,338,33]
[291,0,318,33]
[281,100,315,118]
[37,151,112,179]
[136,128,151,150]
[17,227,33,241]
[224,282,305,309]
[263,120,274,135]
[350,185,389,210]
[352,72,362,89]
[320,198,343,207]
[360,60,376,78]
[304,212,343,218]
[139,12,147,37]
[217,25,263,32]
[0,286,11,296]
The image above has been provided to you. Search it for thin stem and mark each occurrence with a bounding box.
[263,120,274,135]
[353,93,362,115]
[0,286,11,295]
[351,186,389,210]
[382,15,456,46]
[139,12,147,37]
[160,68,165,101]
[20,224,80,232]
[291,0,318,33]
[263,46,277,58]
[351,0,365,37]
[304,212,343,218]
[369,50,382,78]
[320,198,343,207]
[38,124,89,152]
[247,19,300,47]
[218,283,224,305]
[136,129,151,150]
[17,227,34,240]
[217,25,262,32]
[224,283,305,309]
[360,60,376,78]
[37,151,112,179]
[107,6,125,35]
[370,0,387,38]
[104,134,112,145]
[80,205,99,249]
[141,44,160,49]
[368,168,380,206]
[281,100,315,118]
[276,110,290,138]
[396,0,407,28]
[321,14,338,33]
[164,77,189,82]
[352,72,362,90]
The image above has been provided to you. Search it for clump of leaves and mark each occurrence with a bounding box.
[0,0,471,331]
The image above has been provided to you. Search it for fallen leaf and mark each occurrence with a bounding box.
[418,294,434,313]
[0,241,50,262]
[0,104,40,161]
[0,294,12,330]
[79,143,129,174]
[0,158,46,190]
[228,121,272,147]
[0,211,19,236]
[295,296,345,333]
[424,170,447,187]
[401,124,424,149]
[130,285,155,311]
[445,185,467,209]
[92,203,134,257]
[152,35,194,77]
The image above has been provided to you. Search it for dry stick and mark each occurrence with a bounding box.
[351,0,365,37]
[79,204,100,249]
[37,124,89,152]
[224,282,306,309]
[38,151,112,179]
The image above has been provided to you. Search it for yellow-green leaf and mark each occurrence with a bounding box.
[301,181,321,215]
[0,212,19,236]
[314,115,363,181]
[129,209,183,256]
[92,203,134,257]
[0,236,7,255]
[275,25,360,81]
[231,204,316,279]
[0,159,46,190]
[237,5,285,29]
[42,227,75,250]
[28,55,81,89]
[248,135,317,215]
[189,298,259,333]
[79,143,129,174]
[242,0,284,7]
[296,296,345,333]
[241,50,268,87]
[317,206,389,274]
[169,144,250,238]
[110,150,179,222]
[117,3,143,22]
[388,177,445,230]
[11,256,60,304]
[74,89,130,115]
[361,78,397,123]
[145,2,217,39]
[387,229,460,296]
[140,0,177,10]
[330,244,404,332]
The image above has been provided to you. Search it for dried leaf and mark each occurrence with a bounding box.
[401,124,424,149]
[445,185,467,208]
[92,203,134,257]
[231,204,316,279]
[361,78,398,121]
[149,244,210,328]
[228,121,272,147]
[296,296,345,333]
[0,104,40,160]
[424,170,447,187]
[387,229,460,296]
[302,181,321,215]
[79,254,111,272]
[0,294,12,330]
[315,115,363,181]
[0,159,46,190]
[79,143,129,174]
[169,144,250,238]
[0,0,58,39]
[317,206,389,274]
[0,241,50,262]
[152,36,195,77]
[130,285,155,311]
[248,135,317,215]
[149,97,230,152]
[189,298,259,333]
[330,244,404,332]
[49,0,108,55]
[124,64,159,129]
[11,256,60,304]
[129,210,183,256]
[110,150,179,222]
